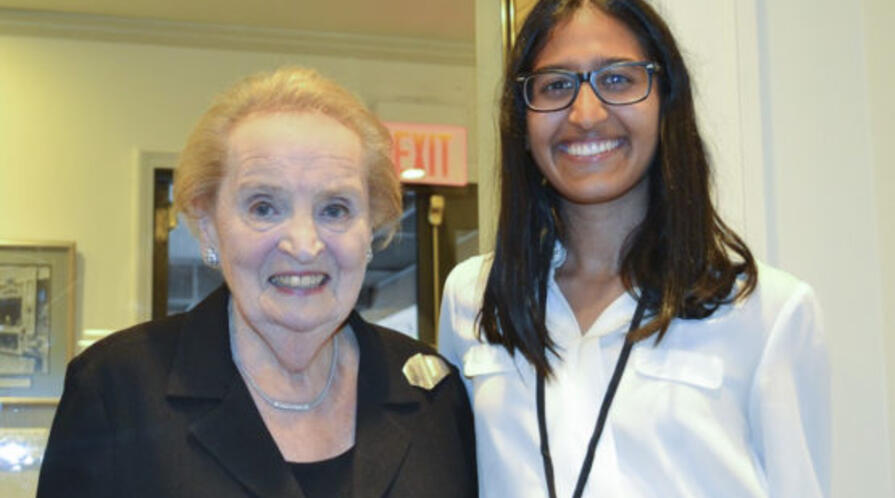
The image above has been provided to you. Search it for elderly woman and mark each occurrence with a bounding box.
[37,67,476,498]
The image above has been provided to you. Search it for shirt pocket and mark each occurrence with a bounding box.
[633,348,724,390]
[462,343,517,377]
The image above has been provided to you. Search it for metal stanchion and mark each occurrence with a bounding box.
[428,195,445,327]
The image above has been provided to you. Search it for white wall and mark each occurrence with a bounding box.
[651,0,768,257]
[862,0,895,486]
[0,33,475,338]
[642,1,895,491]
[663,0,895,493]
[757,0,894,494]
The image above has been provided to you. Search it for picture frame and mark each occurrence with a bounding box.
[0,241,75,404]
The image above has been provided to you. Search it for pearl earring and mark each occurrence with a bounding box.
[203,247,220,268]
[365,248,373,264]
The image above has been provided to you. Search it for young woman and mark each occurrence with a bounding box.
[438,1,829,497]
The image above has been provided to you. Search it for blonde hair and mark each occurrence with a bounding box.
[173,66,401,244]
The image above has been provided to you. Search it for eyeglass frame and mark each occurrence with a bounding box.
[516,61,661,112]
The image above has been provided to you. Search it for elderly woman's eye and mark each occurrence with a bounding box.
[248,200,277,218]
[320,202,350,220]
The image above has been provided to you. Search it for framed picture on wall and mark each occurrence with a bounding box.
[0,241,75,404]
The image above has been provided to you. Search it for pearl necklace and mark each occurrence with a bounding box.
[229,305,339,412]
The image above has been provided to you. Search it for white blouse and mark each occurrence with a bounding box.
[438,254,830,498]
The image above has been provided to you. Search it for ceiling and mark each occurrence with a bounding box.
[0,0,475,42]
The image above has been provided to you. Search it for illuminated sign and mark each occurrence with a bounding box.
[383,122,467,186]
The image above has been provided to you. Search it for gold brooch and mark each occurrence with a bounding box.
[402,353,450,390]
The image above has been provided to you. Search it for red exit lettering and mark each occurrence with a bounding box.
[392,131,453,178]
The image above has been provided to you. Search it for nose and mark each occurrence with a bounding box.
[277,213,324,262]
[567,81,610,130]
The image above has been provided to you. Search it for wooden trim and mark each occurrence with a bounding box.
[136,151,178,323]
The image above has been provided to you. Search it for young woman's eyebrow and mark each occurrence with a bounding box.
[533,56,636,72]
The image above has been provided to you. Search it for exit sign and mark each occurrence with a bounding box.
[383,122,467,186]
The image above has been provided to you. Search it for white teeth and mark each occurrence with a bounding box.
[269,274,325,288]
[564,139,622,156]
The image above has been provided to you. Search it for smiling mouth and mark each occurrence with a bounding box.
[269,273,327,290]
[560,139,623,157]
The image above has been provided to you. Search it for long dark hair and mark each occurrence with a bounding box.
[478,0,757,377]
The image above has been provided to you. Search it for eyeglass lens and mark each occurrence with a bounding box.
[524,64,652,111]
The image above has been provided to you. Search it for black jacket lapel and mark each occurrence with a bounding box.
[190,381,305,498]
[166,286,304,498]
[353,389,412,498]
[350,312,424,498]
[165,290,429,498]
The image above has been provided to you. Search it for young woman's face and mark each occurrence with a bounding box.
[202,112,372,339]
[526,5,661,207]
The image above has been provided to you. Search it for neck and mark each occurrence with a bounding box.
[228,298,343,400]
[558,177,648,277]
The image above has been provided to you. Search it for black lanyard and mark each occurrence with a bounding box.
[537,298,647,498]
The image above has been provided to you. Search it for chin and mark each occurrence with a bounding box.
[282,308,352,333]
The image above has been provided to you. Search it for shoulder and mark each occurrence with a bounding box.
[351,313,461,389]
[444,253,491,290]
[753,262,824,344]
[707,261,824,351]
[69,286,229,382]
[438,255,494,369]
[366,320,441,360]
[354,316,471,422]
[442,253,492,313]
[753,261,814,302]
[378,324,466,396]
[65,314,185,382]
[747,261,819,322]
[667,262,822,347]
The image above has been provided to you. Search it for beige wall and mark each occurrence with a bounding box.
[756,0,893,493]
[864,0,895,484]
[0,34,475,339]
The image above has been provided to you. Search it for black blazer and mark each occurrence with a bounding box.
[37,287,477,497]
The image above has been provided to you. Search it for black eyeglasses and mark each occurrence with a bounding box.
[517,61,660,112]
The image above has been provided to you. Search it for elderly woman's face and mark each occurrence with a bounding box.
[201,112,371,336]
